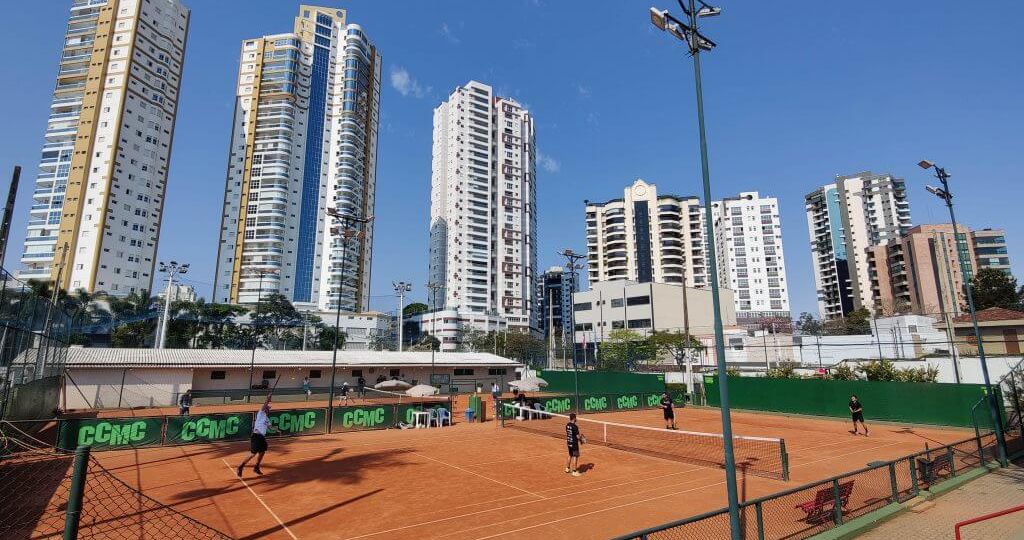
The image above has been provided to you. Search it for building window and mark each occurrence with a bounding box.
[454,368,475,376]
[573,302,592,311]
[488,368,507,376]
[627,319,651,329]
[389,368,401,377]
[626,295,651,306]
[612,320,625,329]
[610,298,624,308]
[350,369,363,377]
[262,370,276,380]
[309,370,322,379]
[210,371,226,380]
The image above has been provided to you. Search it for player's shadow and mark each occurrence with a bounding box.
[891,427,947,446]
[578,463,595,474]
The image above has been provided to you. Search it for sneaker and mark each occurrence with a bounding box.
[571,471,581,477]
[564,467,571,473]
[253,466,263,475]
[235,466,243,477]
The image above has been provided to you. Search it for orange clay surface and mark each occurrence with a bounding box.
[80,407,970,540]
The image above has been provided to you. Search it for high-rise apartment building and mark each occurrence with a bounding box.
[805,172,911,319]
[213,6,381,312]
[428,81,537,332]
[536,266,577,340]
[17,0,190,295]
[868,225,1012,316]
[585,179,707,288]
[711,192,790,324]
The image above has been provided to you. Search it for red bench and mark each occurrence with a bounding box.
[796,481,855,524]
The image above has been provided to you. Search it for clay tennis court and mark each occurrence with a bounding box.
[78,406,969,539]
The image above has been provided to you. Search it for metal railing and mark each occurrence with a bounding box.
[613,431,1007,540]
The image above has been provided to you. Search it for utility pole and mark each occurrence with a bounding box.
[393,281,411,352]
[325,208,372,430]
[426,281,443,380]
[561,249,586,411]
[243,267,275,401]
[919,160,1007,466]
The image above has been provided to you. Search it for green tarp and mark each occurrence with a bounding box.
[703,375,1000,427]
[536,370,666,394]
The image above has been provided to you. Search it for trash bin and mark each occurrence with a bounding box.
[465,409,475,423]
[916,457,935,483]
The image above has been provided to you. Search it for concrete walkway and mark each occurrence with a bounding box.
[858,464,1024,539]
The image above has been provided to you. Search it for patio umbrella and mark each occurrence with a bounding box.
[508,376,548,393]
[406,384,439,397]
[374,379,412,390]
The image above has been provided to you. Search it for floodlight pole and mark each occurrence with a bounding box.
[651,2,741,537]
[561,249,586,413]
[921,162,1007,466]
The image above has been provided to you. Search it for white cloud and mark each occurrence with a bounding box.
[512,38,535,50]
[537,152,561,173]
[389,66,427,98]
[577,84,591,98]
[440,22,461,44]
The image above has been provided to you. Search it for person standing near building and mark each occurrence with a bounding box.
[660,392,676,430]
[357,376,366,398]
[565,413,586,477]
[301,376,311,400]
[178,389,193,416]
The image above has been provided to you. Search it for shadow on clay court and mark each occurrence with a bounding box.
[166,447,415,505]
[578,462,595,474]
[891,427,948,448]
[233,488,385,540]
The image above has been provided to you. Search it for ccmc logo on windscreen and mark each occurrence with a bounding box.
[583,396,608,412]
[341,407,388,428]
[544,398,572,413]
[76,420,149,446]
[177,416,243,442]
[270,410,321,435]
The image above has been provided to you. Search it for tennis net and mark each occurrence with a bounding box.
[359,387,450,406]
[500,403,789,480]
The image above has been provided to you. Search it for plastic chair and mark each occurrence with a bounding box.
[433,408,452,427]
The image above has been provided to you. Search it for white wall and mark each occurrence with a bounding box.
[64,368,192,410]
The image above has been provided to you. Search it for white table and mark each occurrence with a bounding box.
[411,410,432,429]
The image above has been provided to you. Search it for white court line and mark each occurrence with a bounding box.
[340,465,709,540]
[790,441,905,469]
[460,475,730,540]
[221,459,298,540]
[412,452,546,498]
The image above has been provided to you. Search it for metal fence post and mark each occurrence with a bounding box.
[755,501,765,540]
[1010,370,1024,436]
[948,447,957,477]
[909,458,920,496]
[976,435,985,464]
[832,479,843,526]
[780,439,790,481]
[888,462,899,502]
[63,445,91,540]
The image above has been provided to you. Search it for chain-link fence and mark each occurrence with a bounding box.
[0,420,232,539]
[613,430,1013,540]
[1,268,72,419]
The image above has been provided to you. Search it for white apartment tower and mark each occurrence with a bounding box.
[213,6,381,312]
[711,192,791,323]
[585,179,707,288]
[17,0,190,295]
[428,81,537,332]
[805,172,911,319]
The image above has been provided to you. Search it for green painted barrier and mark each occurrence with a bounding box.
[165,413,253,445]
[266,408,326,437]
[58,417,164,451]
[703,375,1000,427]
[536,370,665,394]
[331,405,395,431]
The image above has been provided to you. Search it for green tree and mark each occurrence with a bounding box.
[108,289,158,347]
[970,268,1023,311]
[649,330,705,367]
[316,326,346,351]
[857,360,898,381]
[844,308,872,335]
[409,333,440,351]
[830,364,859,381]
[597,329,654,371]
[403,302,429,317]
[796,312,823,336]
[766,362,800,379]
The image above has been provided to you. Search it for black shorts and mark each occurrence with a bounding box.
[567,445,580,458]
[250,433,268,454]
[852,412,865,423]
[663,408,675,420]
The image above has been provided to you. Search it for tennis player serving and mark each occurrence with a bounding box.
[565,413,586,477]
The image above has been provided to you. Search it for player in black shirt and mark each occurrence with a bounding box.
[660,392,676,430]
[849,394,868,436]
[565,413,586,476]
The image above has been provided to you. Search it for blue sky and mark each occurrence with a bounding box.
[1,1,1022,316]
